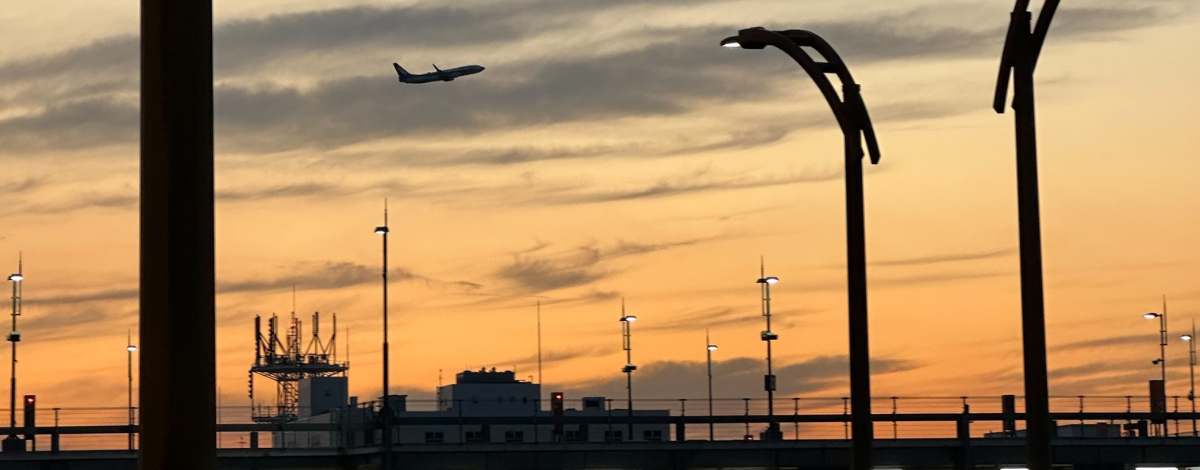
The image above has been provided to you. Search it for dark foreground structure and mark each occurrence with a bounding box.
[1,437,1199,470]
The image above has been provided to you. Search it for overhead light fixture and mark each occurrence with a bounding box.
[374,226,389,235]
[127,345,138,352]
[620,315,636,323]
[1145,313,1160,319]
[1183,334,1192,341]
[7,274,21,282]
[708,344,718,351]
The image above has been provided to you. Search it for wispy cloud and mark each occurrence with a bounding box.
[560,355,921,400]
[495,237,714,294]
[872,248,1016,267]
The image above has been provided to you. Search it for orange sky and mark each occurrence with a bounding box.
[0,0,1198,412]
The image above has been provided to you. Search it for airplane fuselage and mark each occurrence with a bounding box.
[396,64,485,84]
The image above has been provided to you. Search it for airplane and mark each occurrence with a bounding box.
[393,63,485,84]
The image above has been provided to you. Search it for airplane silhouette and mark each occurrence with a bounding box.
[393,63,485,84]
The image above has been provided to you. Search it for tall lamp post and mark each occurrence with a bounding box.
[1181,322,1196,436]
[4,258,23,451]
[1145,301,1168,437]
[127,331,138,451]
[721,27,881,468]
[757,261,781,440]
[1146,305,1168,386]
[706,330,717,441]
[374,203,392,469]
[620,301,636,440]
[993,1,1061,467]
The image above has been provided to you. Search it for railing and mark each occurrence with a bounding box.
[2,395,1196,451]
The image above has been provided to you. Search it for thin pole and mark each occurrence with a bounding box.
[1161,296,1168,385]
[1191,319,1196,436]
[1010,11,1052,469]
[760,260,778,439]
[845,120,873,468]
[537,300,543,385]
[128,330,135,451]
[707,330,714,441]
[379,201,392,469]
[8,255,21,440]
[621,299,634,439]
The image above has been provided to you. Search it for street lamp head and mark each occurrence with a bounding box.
[757,277,779,285]
[1144,312,1160,320]
[1183,334,1193,341]
[1153,358,1163,365]
[720,37,742,48]
[707,344,718,351]
[620,315,636,323]
[127,345,137,352]
[7,274,21,282]
[374,226,389,235]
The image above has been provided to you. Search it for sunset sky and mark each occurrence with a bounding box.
[0,0,1198,412]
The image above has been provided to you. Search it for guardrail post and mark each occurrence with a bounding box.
[957,406,972,470]
[676,399,686,442]
[249,431,258,449]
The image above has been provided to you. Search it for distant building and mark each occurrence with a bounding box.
[983,423,1126,438]
[274,368,671,448]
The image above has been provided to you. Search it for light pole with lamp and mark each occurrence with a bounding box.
[127,330,138,451]
[1146,300,1168,437]
[1182,322,1196,436]
[374,203,392,469]
[1146,306,1168,385]
[620,301,636,440]
[4,257,23,452]
[993,2,1062,466]
[720,26,880,468]
[706,330,717,441]
[757,261,781,440]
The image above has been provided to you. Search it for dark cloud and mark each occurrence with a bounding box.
[0,2,1183,156]
[1050,333,1157,353]
[873,248,1016,267]
[30,261,421,306]
[641,306,821,333]
[874,271,1012,287]
[560,355,920,400]
[503,344,614,370]
[495,237,712,294]
[551,168,844,205]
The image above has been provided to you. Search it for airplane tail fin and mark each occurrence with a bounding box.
[393,63,410,78]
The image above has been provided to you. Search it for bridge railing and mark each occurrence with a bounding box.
[2,395,1195,450]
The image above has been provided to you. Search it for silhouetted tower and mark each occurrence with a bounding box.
[250,311,347,423]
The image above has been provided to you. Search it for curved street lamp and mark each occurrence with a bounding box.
[993,1,1061,468]
[721,26,880,468]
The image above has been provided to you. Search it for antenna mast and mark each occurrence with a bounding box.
[537,300,543,385]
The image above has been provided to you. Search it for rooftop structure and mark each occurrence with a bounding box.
[250,312,347,423]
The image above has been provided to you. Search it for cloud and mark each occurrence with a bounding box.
[30,261,421,306]
[503,344,614,370]
[495,237,712,294]
[1050,333,1157,353]
[872,248,1016,267]
[641,306,821,333]
[559,355,920,400]
[550,168,845,205]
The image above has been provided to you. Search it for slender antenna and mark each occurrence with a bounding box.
[292,285,296,315]
[537,299,543,385]
[760,255,765,278]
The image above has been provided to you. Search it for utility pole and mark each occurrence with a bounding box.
[619,300,637,440]
[4,256,23,452]
[127,330,138,451]
[374,202,392,469]
[706,330,717,440]
[757,259,781,440]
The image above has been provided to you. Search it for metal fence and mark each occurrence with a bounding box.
[1,395,1195,451]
